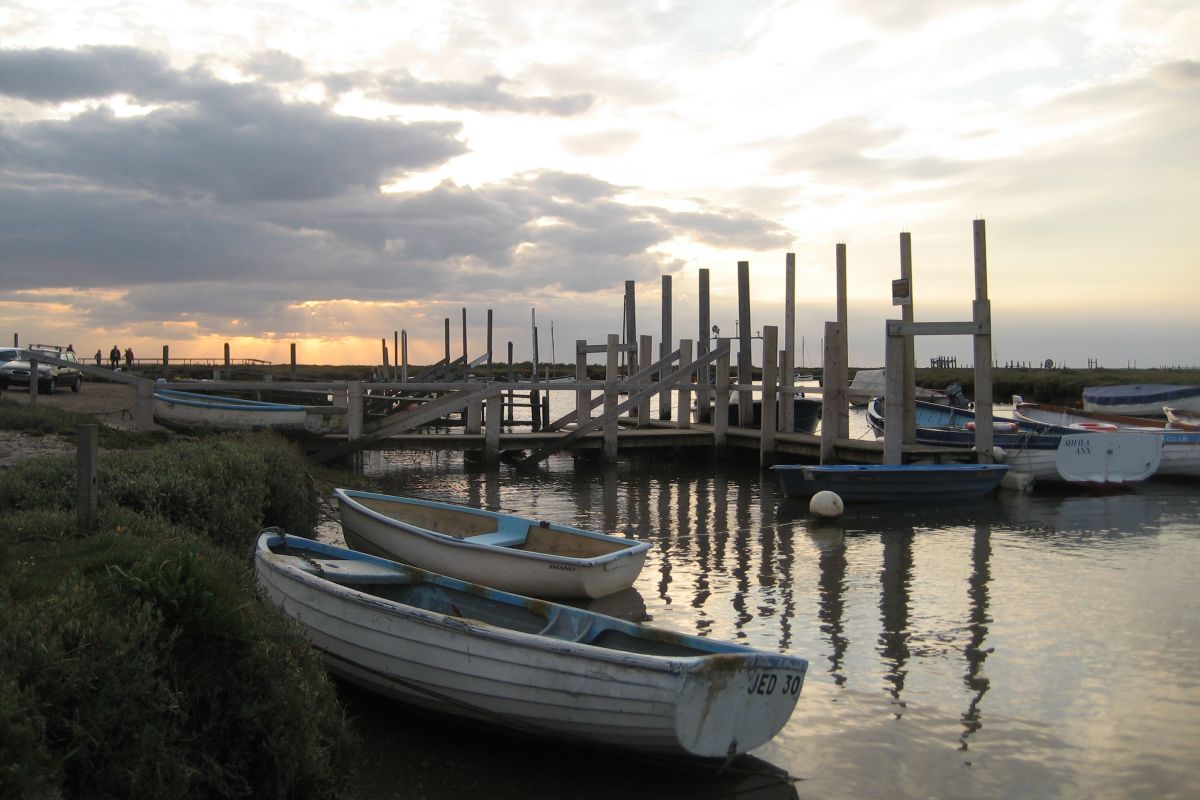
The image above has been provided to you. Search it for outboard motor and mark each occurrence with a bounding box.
[945,382,968,408]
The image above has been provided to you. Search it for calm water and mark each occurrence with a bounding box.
[326,406,1200,800]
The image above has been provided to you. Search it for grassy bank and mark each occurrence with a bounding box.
[0,412,358,799]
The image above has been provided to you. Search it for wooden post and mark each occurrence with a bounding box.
[760,326,778,465]
[76,424,98,533]
[781,253,796,432]
[972,219,994,462]
[28,356,38,405]
[401,331,409,382]
[393,331,399,381]
[575,339,590,428]
[638,334,653,426]
[604,333,619,460]
[737,261,753,427]
[486,310,494,381]
[223,343,231,379]
[834,244,849,439]
[461,307,468,371]
[162,345,170,377]
[484,392,501,464]
[290,343,297,380]
[623,281,637,376]
[899,233,916,444]
[659,275,672,420]
[820,322,845,464]
[347,381,363,441]
[443,318,451,377]
[884,327,905,465]
[380,338,388,375]
[714,338,730,447]
[466,396,483,434]
[530,310,541,431]
[506,342,515,423]
[676,338,692,430]
[697,268,711,423]
[134,381,154,431]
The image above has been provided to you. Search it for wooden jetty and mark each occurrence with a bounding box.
[24,219,999,470]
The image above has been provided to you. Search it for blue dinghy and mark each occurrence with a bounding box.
[772,463,1009,503]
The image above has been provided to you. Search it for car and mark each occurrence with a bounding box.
[0,345,83,394]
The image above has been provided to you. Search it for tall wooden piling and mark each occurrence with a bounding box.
[899,233,916,444]
[760,326,778,465]
[737,261,753,427]
[604,334,619,459]
[697,268,711,422]
[972,219,995,460]
[781,253,796,432]
[820,321,846,464]
[660,275,673,420]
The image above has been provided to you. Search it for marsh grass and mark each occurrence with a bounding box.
[0,410,357,799]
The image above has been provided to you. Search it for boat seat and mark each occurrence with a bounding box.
[464,529,527,548]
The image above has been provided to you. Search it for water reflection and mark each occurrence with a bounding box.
[354,450,1200,798]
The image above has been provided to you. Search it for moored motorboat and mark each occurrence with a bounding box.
[772,463,1009,503]
[867,398,1162,489]
[1014,397,1200,479]
[254,532,808,758]
[334,489,649,599]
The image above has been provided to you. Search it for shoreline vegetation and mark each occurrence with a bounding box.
[0,400,361,799]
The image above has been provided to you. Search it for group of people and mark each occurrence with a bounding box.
[93,346,134,369]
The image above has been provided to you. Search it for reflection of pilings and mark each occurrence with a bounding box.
[816,531,849,685]
[960,521,993,750]
[732,483,754,633]
[879,532,913,714]
[694,477,713,630]
[760,493,795,651]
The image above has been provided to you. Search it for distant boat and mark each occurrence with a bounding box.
[845,368,954,407]
[867,398,1162,489]
[255,531,809,758]
[772,463,1009,503]
[1082,384,1200,417]
[1013,397,1200,479]
[335,489,649,599]
[153,388,346,435]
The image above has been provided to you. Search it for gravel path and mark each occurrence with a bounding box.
[0,380,142,467]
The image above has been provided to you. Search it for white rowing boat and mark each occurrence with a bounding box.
[254,532,808,758]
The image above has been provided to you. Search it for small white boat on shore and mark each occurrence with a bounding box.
[255,532,808,758]
[153,388,346,435]
[334,489,650,599]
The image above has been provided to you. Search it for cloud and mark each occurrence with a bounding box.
[374,69,593,115]
[0,45,180,102]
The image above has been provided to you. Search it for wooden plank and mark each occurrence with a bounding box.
[311,387,495,464]
[887,320,987,337]
[517,343,729,466]
[760,326,777,465]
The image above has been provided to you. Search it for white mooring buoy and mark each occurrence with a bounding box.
[809,490,844,519]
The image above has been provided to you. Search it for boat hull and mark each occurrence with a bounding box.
[1082,384,1200,417]
[772,463,1009,502]
[255,533,807,758]
[335,489,649,599]
[153,389,345,435]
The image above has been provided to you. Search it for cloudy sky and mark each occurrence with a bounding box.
[2,1,1196,369]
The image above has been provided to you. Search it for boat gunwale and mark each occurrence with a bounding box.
[256,532,801,673]
[334,488,651,567]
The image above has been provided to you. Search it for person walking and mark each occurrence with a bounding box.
[94,349,102,366]
[109,345,120,369]
[124,347,134,369]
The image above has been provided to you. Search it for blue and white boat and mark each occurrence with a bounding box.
[867,398,1162,489]
[255,531,808,758]
[153,388,346,435]
[772,463,1009,502]
[1082,384,1200,417]
[334,489,650,599]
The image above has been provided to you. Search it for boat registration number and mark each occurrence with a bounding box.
[748,673,803,696]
